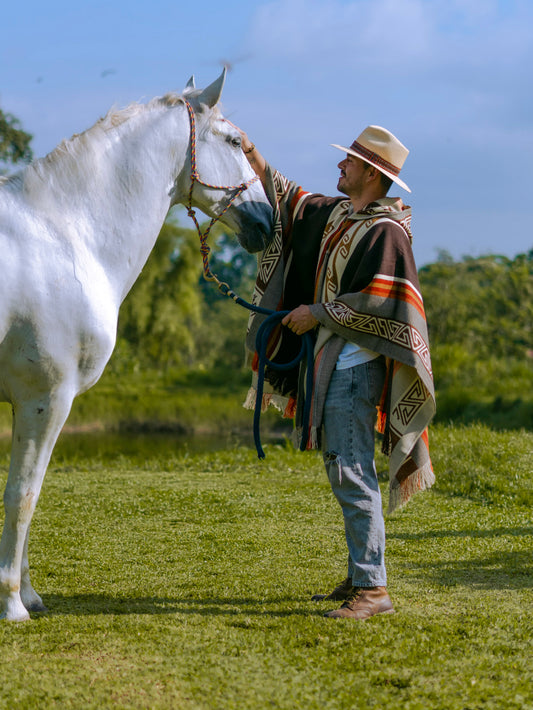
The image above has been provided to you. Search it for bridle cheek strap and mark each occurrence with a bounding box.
[184,100,258,284]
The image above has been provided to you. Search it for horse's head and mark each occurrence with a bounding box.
[178,70,273,253]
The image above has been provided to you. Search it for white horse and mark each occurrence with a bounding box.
[0,70,272,621]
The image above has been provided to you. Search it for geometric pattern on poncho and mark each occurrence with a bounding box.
[323,301,432,377]
[392,379,429,427]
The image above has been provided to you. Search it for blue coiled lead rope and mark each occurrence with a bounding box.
[232,296,315,459]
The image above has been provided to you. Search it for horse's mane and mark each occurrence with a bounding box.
[31,93,186,182]
[0,93,181,196]
[2,91,222,199]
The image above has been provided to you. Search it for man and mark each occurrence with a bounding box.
[238,123,435,620]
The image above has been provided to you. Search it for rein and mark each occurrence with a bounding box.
[183,100,313,458]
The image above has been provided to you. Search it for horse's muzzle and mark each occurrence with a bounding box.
[234,201,274,254]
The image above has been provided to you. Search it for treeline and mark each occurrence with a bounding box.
[112,215,533,430]
[419,250,533,428]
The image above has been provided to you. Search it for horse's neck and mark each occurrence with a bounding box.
[25,101,190,302]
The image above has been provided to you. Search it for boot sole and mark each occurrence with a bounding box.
[324,607,395,619]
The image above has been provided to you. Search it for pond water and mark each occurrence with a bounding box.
[0,428,286,464]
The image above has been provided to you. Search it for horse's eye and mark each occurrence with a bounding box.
[227,135,241,149]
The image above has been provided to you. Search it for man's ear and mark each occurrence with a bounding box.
[366,165,381,182]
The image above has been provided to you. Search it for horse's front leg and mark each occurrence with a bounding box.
[0,391,73,621]
[20,526,47,612]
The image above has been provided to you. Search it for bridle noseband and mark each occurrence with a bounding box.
[184,100,259,285]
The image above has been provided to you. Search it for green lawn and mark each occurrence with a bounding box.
[0,424,531,709]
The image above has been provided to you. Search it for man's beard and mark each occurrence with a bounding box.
[337,177,348,195]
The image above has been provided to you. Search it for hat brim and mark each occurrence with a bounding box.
[331,143,411,193]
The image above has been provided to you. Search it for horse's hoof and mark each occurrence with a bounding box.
[0,606,31,622]
[20,588,47,613]
[25,601,48,613]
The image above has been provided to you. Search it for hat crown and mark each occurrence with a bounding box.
[355,125,409,171]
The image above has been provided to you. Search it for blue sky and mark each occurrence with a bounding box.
[1,0,532,266]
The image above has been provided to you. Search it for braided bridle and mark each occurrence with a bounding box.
[183,99,313,457]
[184,100,259,289]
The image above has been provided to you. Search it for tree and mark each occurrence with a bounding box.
[113,215,258,371]
[116,217,206,369]
[195,229,258,368]
[419,252,533,360]
[0,109,33,172]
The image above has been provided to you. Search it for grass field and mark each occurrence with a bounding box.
[0,423,531,709]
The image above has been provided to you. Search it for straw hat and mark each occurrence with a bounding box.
[331,125,411,193]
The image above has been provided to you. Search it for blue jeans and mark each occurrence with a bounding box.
[322,358,387,588]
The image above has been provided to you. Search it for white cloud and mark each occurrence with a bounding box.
[246,0,533,82]
[243,0,533,153]
[247,0,432,68]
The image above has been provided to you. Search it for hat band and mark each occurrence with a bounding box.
[350,141,401,176]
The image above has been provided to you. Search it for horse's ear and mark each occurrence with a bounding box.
[185,76,195,89]
[197,68,226,108]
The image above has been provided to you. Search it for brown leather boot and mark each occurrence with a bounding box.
[324,586,394,619]
[311,576,354,602]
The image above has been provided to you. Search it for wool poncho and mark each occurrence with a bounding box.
[245,165,436,512]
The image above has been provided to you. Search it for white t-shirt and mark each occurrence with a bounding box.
[336,341,380,369]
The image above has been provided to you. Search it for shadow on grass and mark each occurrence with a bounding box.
[403,550,532,590]
[389,527,533,590]
[388,526,533,541]
[419,550,532,589]
[38,594,318,618]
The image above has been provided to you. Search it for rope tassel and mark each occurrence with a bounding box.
[253,311,314,458]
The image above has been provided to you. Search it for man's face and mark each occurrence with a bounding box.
[337,154,370,199]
